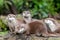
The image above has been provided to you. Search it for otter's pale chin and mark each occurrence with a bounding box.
[18,28,25,33]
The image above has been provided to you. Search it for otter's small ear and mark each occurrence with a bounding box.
[27,11,30,14]
[6,14,10,20]
[22,11,26,15]
[6,17,8,20]
[13,15,16,17]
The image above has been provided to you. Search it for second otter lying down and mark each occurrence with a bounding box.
[23,20,60,37]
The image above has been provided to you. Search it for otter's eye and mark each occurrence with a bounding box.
[9,20,11,22]
[13,15,14,17]
[27,12,29,14]
[23,11,26,13]
[21,26,24,28]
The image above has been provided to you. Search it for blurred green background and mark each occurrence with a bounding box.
[0,0,60,18]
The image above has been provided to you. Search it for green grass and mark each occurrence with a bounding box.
[0,31,8,36]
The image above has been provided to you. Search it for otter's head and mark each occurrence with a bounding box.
[6,14,16,22]
[22,11,31,19]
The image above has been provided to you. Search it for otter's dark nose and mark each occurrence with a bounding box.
[24,16,28,18]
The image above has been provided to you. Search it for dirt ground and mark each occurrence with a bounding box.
[0,34,60,40]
